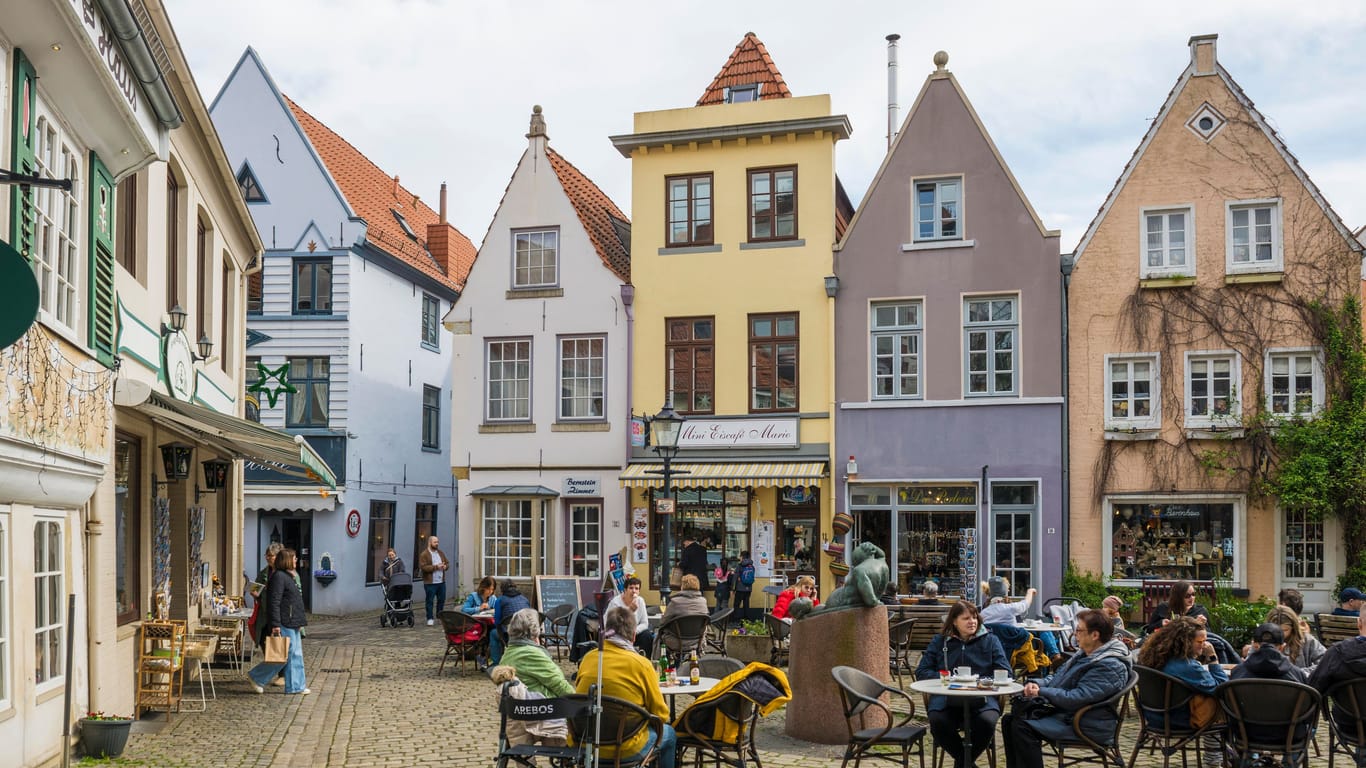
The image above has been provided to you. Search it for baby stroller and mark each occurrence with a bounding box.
[380,571,415,627]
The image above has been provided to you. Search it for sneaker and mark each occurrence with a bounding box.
[298,688,311,696]
[271,676,285,686]
[427,619,435,626]
[251,682,265,694]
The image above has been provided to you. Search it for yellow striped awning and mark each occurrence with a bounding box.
[619,461,826,489]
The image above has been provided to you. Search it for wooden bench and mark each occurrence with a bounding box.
[1316,613,1361,648]
[888,603,951,653]
[1140,579,1216,624]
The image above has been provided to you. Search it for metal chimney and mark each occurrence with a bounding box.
[886,33,901,150]
[439,182,448,224]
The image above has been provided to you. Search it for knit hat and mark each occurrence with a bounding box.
[1253,622,1284,645]
[987,576,1009,600]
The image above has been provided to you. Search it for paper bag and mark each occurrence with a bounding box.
[264,633,290,664]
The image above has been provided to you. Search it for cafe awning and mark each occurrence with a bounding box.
[618,461,826,489]
[127,392,337,489]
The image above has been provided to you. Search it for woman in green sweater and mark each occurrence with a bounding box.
[498,608,573,697]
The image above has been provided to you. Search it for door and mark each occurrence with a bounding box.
[264,517,314,611]
[567,502,601,577]
[1278,508,1340,615]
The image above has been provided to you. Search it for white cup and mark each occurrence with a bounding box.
[994,669,1010,684]
[955,666,972,678]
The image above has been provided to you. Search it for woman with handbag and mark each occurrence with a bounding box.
[914,601,1010,768]
[249,548,310,695]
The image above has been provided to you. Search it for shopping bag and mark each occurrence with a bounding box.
[264,633,290,664]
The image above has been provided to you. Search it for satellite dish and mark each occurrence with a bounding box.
[0,241,38,349]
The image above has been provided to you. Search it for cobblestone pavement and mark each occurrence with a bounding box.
[100,611,1333,768]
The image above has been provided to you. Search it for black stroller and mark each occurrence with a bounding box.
[380,571,415,627]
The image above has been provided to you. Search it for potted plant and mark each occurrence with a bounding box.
[725,619,771,664]
[313,553,337,587]
[80,711,134,758]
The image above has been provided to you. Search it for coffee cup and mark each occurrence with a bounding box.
[994,669,1010,684]
[955,666,972,678]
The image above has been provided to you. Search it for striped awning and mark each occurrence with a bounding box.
[619,461,826,489]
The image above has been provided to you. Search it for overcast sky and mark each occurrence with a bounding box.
[163,0,1366,253]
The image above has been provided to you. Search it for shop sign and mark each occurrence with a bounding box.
[655,497,675,517]
[562,477,600,496]
[631,507,648,562]
[162,330,195,401]
[72,0,139,113]
[629,417,646,448]
[899,485,976,506]
[678,418,798,449]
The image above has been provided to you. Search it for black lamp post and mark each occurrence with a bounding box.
[647,401,685,602]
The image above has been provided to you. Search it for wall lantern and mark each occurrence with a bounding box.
[161,304,214,362]
[196,457,231,503]
[824,274,840,298]
[159,442,194,482]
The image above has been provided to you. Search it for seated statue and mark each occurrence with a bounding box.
[810,542,890,615]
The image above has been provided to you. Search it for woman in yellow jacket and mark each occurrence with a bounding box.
[574,605,676,768]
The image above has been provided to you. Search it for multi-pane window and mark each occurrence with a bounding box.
[482,499,537,578]
[487,339,532,421]
[559,336,605,420]
[1186,354,1239,426]
[749,313,798,412]
[292,258,332,314]
[513,229,558,288]
[1283,508,1325,580]
[285,357,330,427]
[570,503,601,578]
[33,110,82,335]
[1227,201,1281,271]
[422,385,441,450]
[236,164,265,202]
[914,178,961,241]
[992,484,1037,593]
[167,173,180,311]
[871,301,922,399]
[748,167,796,241]
[666,173,713,247]
[34,519,63,688]
[667,317,714,414]
[367,501,395,584]
[1142,207,1191,276]
[413,503,437,570]
[1106,355,1159,428]
[196,219,210,342]
[116,172,138,277]
[421,294,440,348]
[964,297,1017,396]
[115,434,141,624]
[244,357,261,422]
[1267,351,1321,417]
[247,271,263,315]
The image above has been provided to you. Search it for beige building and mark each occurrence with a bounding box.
[1067,35,1362,610]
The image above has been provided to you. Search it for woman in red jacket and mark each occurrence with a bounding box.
[772,575,820,620]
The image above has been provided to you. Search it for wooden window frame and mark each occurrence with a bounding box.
[748,312,799,413]
[116,172,138,278]
[166,172,180,311]
[292,257,333,315]
[747,165,798,242]
[422,384,441,450]
[665,173,714,247]
[665,317,715,415]
[115,433,142,625]
[285,356,330,428]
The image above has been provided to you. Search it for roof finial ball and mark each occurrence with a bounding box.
[527,104,547,139]
[933,50,949,72]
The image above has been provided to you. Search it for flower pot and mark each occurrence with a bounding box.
[726,634,771,665]
[80,718,132,758]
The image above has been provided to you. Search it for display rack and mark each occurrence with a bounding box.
[136,619,185,718]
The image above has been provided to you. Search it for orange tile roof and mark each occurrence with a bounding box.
[546,148,630,282]
[697,32,792,106]
[284,95,474,292]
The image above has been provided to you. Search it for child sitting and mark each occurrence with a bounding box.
[490,665,568,747]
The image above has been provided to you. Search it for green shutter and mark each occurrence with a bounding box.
[88,153,117,367]
[9,49,37,262]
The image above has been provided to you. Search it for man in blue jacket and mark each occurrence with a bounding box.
[1002,609,1133,768]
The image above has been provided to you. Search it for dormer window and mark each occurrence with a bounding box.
[725,84,760,103]
[391,208,418,241]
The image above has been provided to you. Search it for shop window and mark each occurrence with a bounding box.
[292,257,333,315]
[748,166,797,242]
[481,498,547,578]
[115,434,142,625]
[34,518,64,690]
[666,317,714,414]
[286,357,330,428]
[650,489,748,590]
[486,339,532,421]
[513,229,558,288]
[666,173,713,247]
[749,313,798,412]
[413,503,437,569]
[849,483,978,596]
[991,483,1037,594]
[367,500,395,585]
[777,487,818,578]
[871,301,922,399]
[1283,508,1324,580]
[1109,500,1236,583]
[559,335,606,420]
[570,503,601,578]
[963,297,1016,396]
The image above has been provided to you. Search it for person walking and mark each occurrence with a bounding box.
[678,534,711,594]
[249,548,309,695]
[418,535,451,626]
[732,551,755,622]
[380,547,405,589]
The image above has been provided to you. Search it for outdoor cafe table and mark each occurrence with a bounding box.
[659,676,719,719]
[909,678,1024,768]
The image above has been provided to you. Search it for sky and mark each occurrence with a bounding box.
[162,0,1366,253]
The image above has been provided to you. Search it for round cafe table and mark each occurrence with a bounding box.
[659,676,719,719]
[909,678,1023,768]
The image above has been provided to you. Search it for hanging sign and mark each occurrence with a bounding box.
[163,330,195,401]
[0,241,39,349]
[345,509,362,537]
[629,417,647,448]
[631,507,649,563]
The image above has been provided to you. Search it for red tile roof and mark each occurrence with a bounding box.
[697,32,792,107]
[284,95,474,292]
[546,148,630,282]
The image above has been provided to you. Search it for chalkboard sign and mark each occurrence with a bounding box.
[534,575,585,612]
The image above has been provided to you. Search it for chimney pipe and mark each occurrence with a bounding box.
[392,174,400,198]
[439,182,448,224]
[886,34,901,150]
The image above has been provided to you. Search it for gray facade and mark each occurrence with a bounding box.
[833,60,1065,601]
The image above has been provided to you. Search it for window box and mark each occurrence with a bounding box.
[1139,275,1197,290]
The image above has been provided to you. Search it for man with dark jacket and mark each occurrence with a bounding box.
[1309,613,1366,744]
[678,535,710,594]
[1232,623,1307,683]
[1002,609,1133,768]
[417,535,451,626]
[492,581,532,664]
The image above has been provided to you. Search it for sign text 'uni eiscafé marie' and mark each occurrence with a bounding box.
[677,418,799,449]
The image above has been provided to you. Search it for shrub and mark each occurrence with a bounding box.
[1334,554,1366,603]
[1199,581,1275,650]
[727,618,770,637]
[1061,562,1141,616]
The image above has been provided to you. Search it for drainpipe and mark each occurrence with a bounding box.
[96,0,183,128]
[885,34,901,150]
[1060,253,1075,576]
[620,283,635,537]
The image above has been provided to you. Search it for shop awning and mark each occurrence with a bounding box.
[468,485,559,497]
[618,461,826,489]
[127,393,337,489]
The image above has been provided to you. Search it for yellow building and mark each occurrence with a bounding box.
[611,33,852,605]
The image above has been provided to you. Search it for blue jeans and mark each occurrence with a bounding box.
[425,582,447,620]
[248,627,306,693]
[625,723,676,768]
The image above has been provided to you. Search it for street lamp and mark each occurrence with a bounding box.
[647,401,686,602]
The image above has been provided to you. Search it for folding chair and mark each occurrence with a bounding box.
[1217,678,1320,768]
[495,685,591,768]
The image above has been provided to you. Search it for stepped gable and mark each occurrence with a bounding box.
[284,95,474,290]
[547,148,630,282]
[696,32,792,106]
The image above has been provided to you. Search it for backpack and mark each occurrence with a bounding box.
[739,562,756,588]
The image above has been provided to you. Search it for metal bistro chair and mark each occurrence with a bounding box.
[1042,668,1138,768]
[764,614,792,667]
[698,654,744,680]
[1326,678,1366,768]
[706,607,734,656]
[438,610,487,676]
[655,613,710,660]
[676,689,763,768]
[888,619,916,688]
[566,693,665,768]
[543,604,575,661]
[495,684,592,768]
[1129,666,1225,768]
[1217,678,1321,768]
[831,665,929,768]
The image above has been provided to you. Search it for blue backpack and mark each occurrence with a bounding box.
[738,562,756,588]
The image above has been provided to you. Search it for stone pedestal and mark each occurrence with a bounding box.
[783,606,890,744]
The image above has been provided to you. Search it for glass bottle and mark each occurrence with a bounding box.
[689,650,700,685]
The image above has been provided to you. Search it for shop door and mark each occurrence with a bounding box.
[1278,508,1339,614]
[267,518,314,611]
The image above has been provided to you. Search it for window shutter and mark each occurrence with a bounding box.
[88,152,117,367]
[9,49,37,262]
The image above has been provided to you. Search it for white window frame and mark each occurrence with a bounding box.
[1184,351,1241,429]
[1264,347,1324,419]
[34,517,64,694]
[1225,198,1283,274]
[1139,205,1194,279]
[511,228,559,289]
[569,502,601,578]
[557,335,606,421]
[963,295,1018,397]
[32,100,85,340]
[1103,494,1245,587]
[912,176,963,242]
[480,498,547,578]
[1104,353,1161,430]
[870,300,923,400]
[485,338,532,422]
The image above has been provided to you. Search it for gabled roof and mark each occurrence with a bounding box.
[284,96,475,291]
[546,148,631,282]
[696,32,792,106]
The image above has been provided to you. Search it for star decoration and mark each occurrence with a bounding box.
[247,361,296,408]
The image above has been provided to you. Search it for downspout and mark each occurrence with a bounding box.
[620,283,635,540]
[1060,253,1075,576]
[96,0,184,129]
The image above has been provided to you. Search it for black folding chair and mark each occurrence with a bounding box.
[1042,668,1137,768]
[1326,678,1366,768]
[830,665,928,768]
[495,685,591,768]
[1129,665,1225,768]
[1217,678,1320,768]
